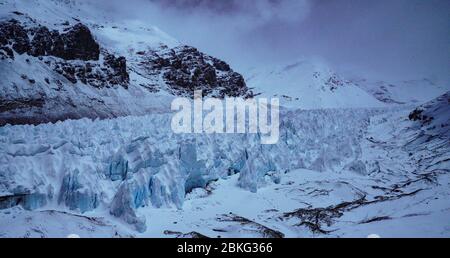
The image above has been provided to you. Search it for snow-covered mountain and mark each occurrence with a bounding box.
[352,78,447,105]
[244,60,386,109]
[0,0,252,125]
[244,59,448,109]
[0,0,449,238]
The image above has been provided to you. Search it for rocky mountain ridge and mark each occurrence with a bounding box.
[0,13,252,125]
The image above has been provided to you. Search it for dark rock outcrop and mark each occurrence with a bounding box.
[0,18,250,127]
[1,19,99,60]
[138,45,252,98]
[0,19,30,56]
[325,73,345,92]
[49,52,129,88]
[0,19,129,88]
[409,108,425,122]
[1,19,249,96]
[103,53,129,87]
[54,23,99,61]
[29,26,54,56]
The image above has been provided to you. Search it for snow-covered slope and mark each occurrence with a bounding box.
[244,60,386,109]
[0,0,251,125]
[245,59,448,109]
[0,207,132,237]
[353,78,448,105]
[0,0,180,49]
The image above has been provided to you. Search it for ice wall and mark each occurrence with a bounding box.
[0,108,380,231]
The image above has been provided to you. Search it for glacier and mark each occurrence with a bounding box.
[2,94,448,236]
[0,106,385,231]
[0,0,449,238]
[0,93,450,237]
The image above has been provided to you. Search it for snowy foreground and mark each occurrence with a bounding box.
[0,93,449,238]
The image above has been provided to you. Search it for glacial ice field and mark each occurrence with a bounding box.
[0,0,449,238]
[0,92,449,237]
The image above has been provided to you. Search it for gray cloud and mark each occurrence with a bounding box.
[150,0,310,23]
[84,0,450,82]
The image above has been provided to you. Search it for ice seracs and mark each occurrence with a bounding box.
[0,0,449,238]
[171,90,280,144]
[0,106,383,230]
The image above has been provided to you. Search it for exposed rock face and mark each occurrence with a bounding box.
[409,91,450,125]
[408,108,427,122]
[29,26,53,56]
[0,19,30,56]
[0,19,129,88]
[137,45,252,98]
[325,74,345,91]
[103,53,129,87]
[0,18,250,126]
[47,53,129,88]
[1,19,248,97]
[1,19,99,60]
[52,23,100,61]
[0,97,45,113]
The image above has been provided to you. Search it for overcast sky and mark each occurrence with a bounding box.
[89,0,450,82]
